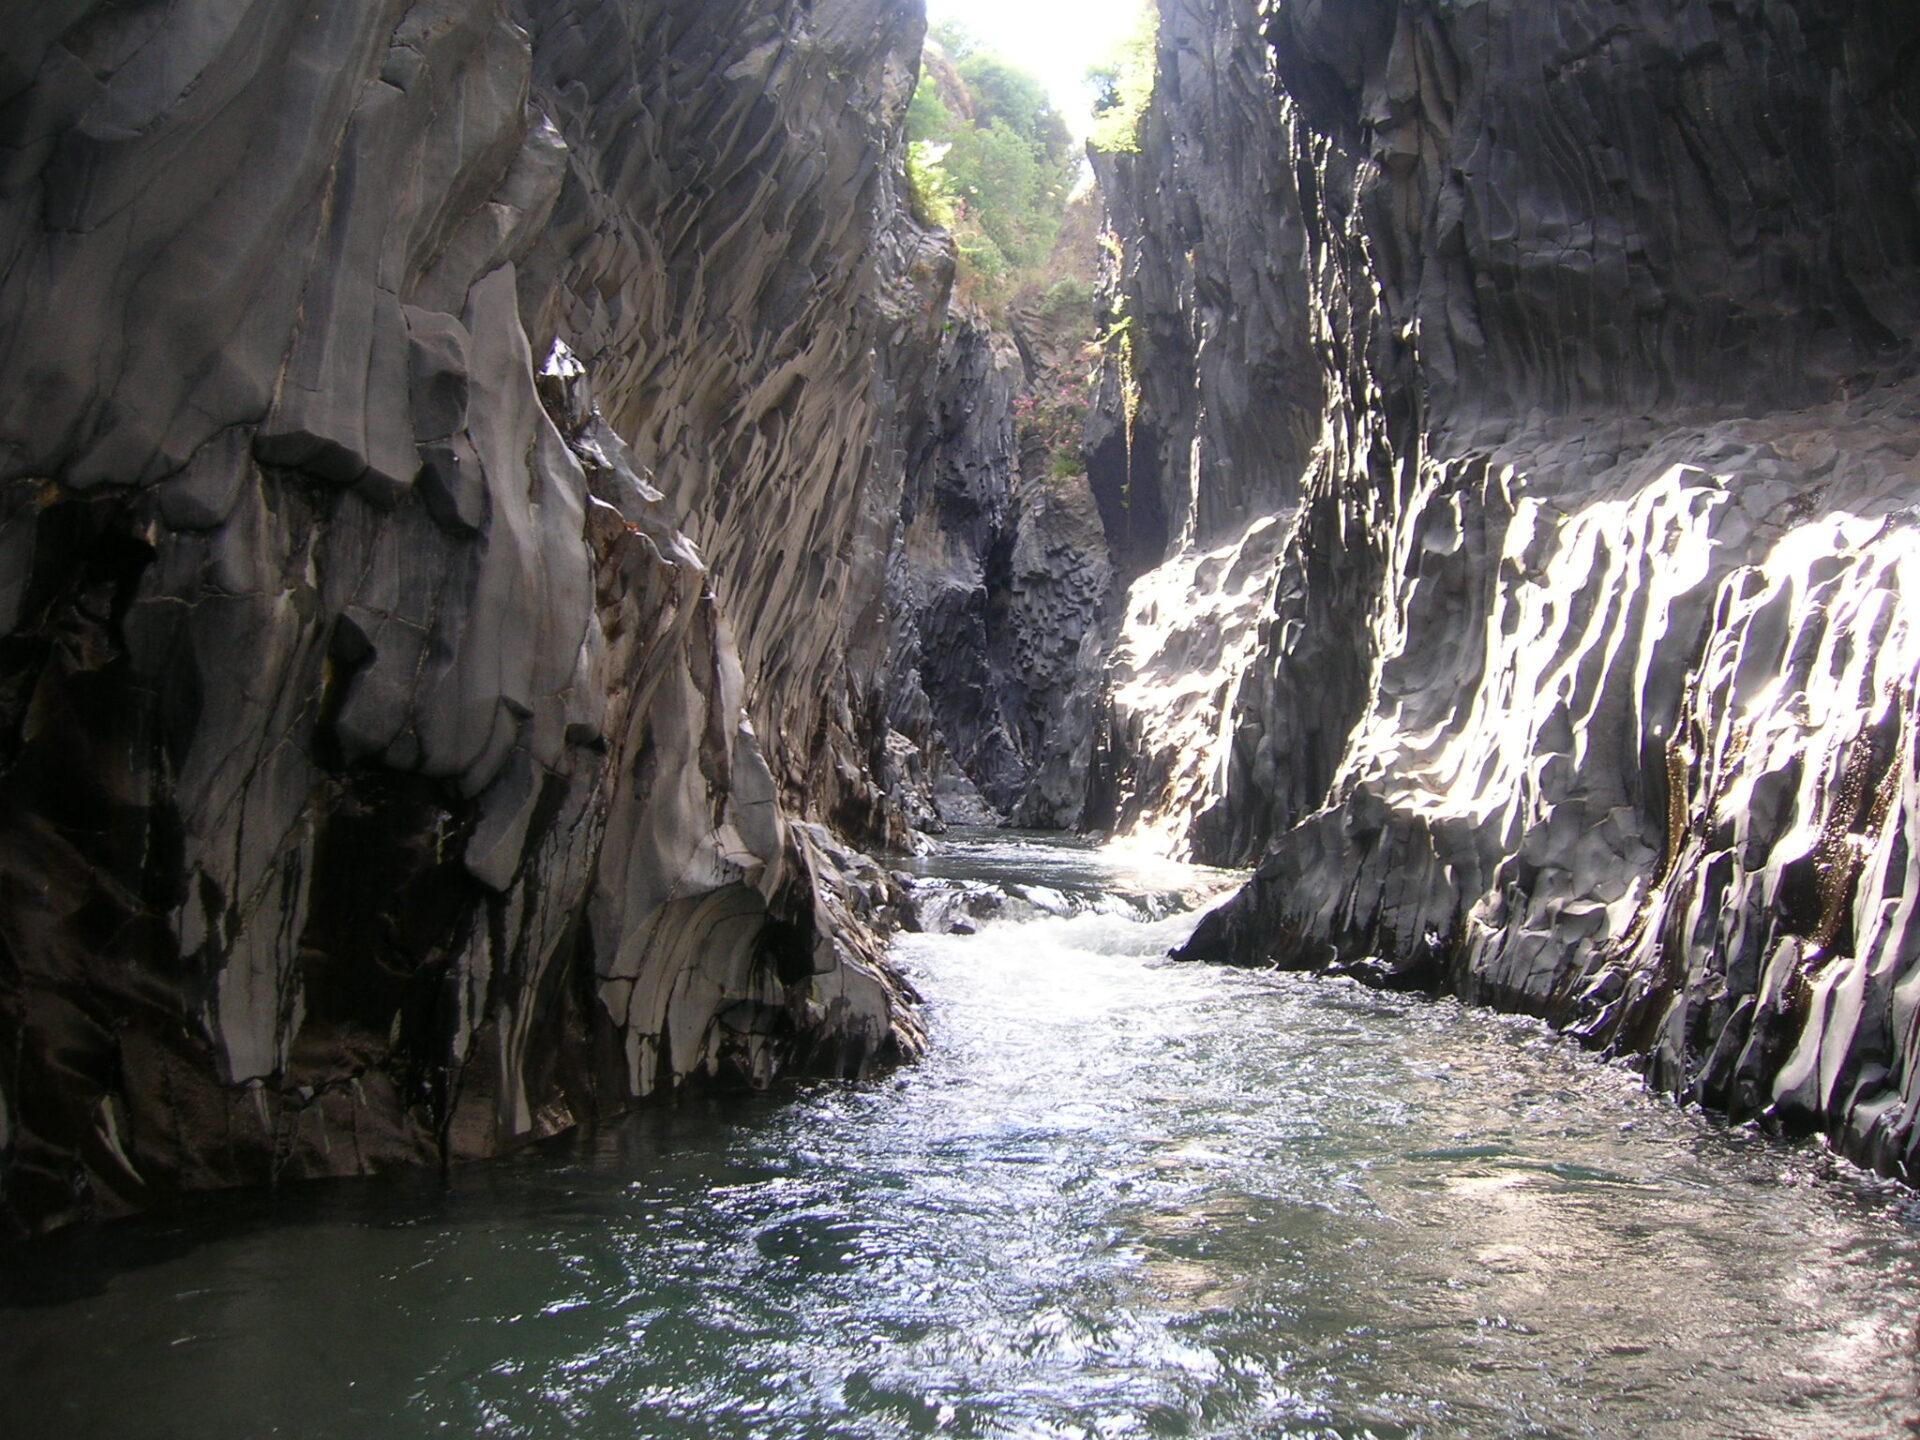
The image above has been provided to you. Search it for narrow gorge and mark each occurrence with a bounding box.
[3,0,1920,1292]
[8,0,1920,1431]
[1116,0,1920,1184]
[903,0,1920,1197]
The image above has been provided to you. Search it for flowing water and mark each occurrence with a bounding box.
[4,834,1919,1440]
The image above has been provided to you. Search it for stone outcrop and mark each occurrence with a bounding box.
[16,0,1920,1230]
[883,308,1025,828]
[0,0,936,1232]
[1103,0,1920,1177]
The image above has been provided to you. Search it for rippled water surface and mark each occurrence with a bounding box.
[5,835,1919,1439]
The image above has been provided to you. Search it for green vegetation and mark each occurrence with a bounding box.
[906,26,1077,295]
[1086,5,1158,155]
[1013,381,1086,483]
[1039,276,1094,318]
[1109,311,1140,505]
[905,20,1161,483]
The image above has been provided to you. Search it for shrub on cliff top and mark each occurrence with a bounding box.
[1086,5,1157,155]
[908,30,1077,289]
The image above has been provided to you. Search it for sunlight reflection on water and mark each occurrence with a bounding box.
[3,834,1917,1440]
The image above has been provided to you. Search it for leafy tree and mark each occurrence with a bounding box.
[906,37,1078,286]
[956,54,1071,168]
[929,19,978,61]
[1087,4,1158,154]
[908,78,957,141]
[945,118,1063,268]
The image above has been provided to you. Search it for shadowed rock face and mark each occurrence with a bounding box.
[1267,0,1920,420]
[514,0,953,841]
[882,304,1114,832]
[1108,0,1920,1173]
[0,0,935,1232]
[12,0,1920,1233]
[884,310,1026,827]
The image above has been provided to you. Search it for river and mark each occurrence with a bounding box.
[3,834,1917,1439]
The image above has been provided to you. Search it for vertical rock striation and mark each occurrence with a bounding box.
[883,308,1027,828]
[515,0,954,845]
[1109,0,1920,1175]
[0,0,935,1232]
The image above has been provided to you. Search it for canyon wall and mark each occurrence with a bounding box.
[0,0,936,1232]
[1086,0,1330,857]
[1109,0,1920,1176]
[883,293,1113,833]
[13,0,1920,1231]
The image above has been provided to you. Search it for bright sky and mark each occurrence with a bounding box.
[924,0,1147,139]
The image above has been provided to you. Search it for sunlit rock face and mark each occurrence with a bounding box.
[1118,0,1920,1172]
[1086,0,1326,856]
[0,0,933,1231]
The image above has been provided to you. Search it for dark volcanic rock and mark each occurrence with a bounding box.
[1263,0,1920,421]
[1109,0,1920,1176]
[515,0,954,846]
[885,308,1026,824]
[1092,0,1320,558]
[1085,0,1329,857]
[884,300,1114,831]
[0,0,935,1232]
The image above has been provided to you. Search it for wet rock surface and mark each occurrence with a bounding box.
[0,0,934,1231]
[12,0,1920,1230]
[1116,0,1920,1176]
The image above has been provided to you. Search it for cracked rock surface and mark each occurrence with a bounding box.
[0,0,933,1232]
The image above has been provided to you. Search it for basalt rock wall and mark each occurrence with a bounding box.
[0,0,937,1232]
[883,300,1114,832]
[1087,0,1330,856]
[514,0,952,842]
[1118,0,1920,1175]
